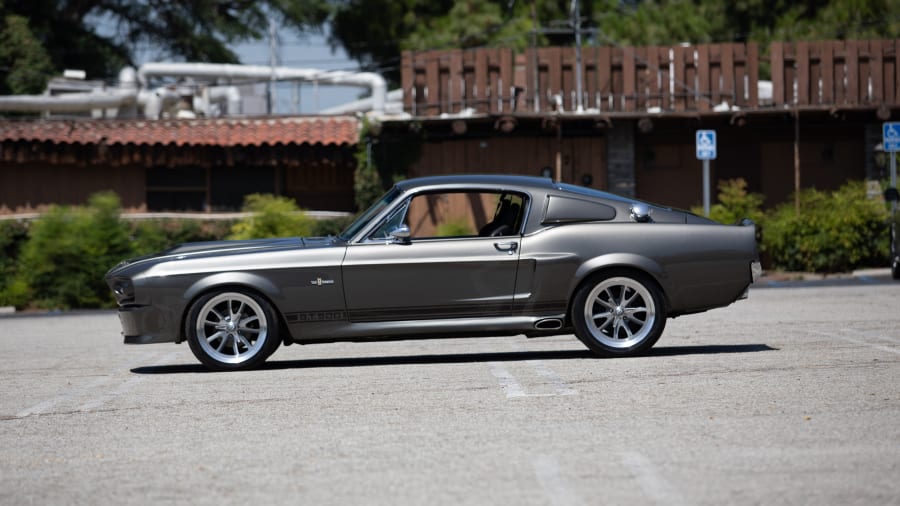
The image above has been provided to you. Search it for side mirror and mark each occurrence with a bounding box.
[630,203,652,223]
[885,187,899,202]
[389,225,411,243]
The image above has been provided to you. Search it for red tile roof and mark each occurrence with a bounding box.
[0,116,359,147]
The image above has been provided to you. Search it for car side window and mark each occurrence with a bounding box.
[402,191,526,240]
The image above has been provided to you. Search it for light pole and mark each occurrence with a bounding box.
[571,0,584,112]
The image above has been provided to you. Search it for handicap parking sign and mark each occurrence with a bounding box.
[696,130,716,160]
[884,122,900,152]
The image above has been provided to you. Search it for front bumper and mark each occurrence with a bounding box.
[117,304,179,344]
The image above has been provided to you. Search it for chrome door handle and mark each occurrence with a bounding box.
[494,242,518,255]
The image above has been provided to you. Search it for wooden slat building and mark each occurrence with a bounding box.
[1,39,897,214]
[392,40,900,209]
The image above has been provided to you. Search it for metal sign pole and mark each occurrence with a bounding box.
[891,152,897,268]
[891,153,897,266]
[885,122,899,270]
[696,130,716,217]
[703,159,710,217]
[892,151,897,217]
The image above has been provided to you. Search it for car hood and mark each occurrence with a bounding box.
[107,236,338,277]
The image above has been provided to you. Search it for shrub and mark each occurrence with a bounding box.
[436,217,475,237]
[12,192,132,309]
[130,218,234,255]
[0,220,29,306]
[762,181,890,273]
[691,178,765,225]
[310,215,355,237]
[228,194,314,240]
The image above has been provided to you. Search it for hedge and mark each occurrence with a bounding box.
[0,192,354,310]
[763,181,890,273]
[696,179,891,273]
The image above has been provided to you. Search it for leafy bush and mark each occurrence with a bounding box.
[763,181,890,273]
[11,192,132,309]
[691,178,766,225]
[436,217,475,237]
[0,220,29,306]
[130,218,234,255]
[228,194,314,240]
[310,215,355,237]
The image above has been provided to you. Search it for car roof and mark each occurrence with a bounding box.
[393,174,640,206]
[395,174,558,192]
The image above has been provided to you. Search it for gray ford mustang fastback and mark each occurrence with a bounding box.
[106,174,761,371]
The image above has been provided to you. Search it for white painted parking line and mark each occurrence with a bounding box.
[813,329,900,355]
[488,362,529,398]
[526,360,578,396]
[14,351,170,418]
[844,328,900,346]
[532,455,583,506]
[16,375,112,418]
[620,451,685,506]
[77,376,146,412]
[488,360,578,398]
[76,351,181,412]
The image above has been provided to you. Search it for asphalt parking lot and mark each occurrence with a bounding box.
[1,277,899,505]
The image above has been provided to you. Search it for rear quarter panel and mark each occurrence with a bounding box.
[519,222,757,315]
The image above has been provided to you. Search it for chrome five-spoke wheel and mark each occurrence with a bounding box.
[573,271,666,356]
[186,290,280,371]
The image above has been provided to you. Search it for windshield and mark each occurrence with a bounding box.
[338,187,403,241]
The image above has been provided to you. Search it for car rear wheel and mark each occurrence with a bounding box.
[572,271,667,357]
[186,290,280,371]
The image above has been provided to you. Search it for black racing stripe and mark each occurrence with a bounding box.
[349,302,514,322]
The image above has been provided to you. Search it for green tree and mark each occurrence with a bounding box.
[329,0,576,84]
[592,0,900,47]
[0,13,55,94]
[594,0,727,46]
[0,0,328,91]
[404,0,535,52]
[774,0,900,41]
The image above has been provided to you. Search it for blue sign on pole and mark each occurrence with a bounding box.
[884,122,900,152]
[696,130,717,160]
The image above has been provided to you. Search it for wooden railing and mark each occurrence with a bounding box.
[401,48,515,116]
[770,40,899,107]
[400,39,900,116]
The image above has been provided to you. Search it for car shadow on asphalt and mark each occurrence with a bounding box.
[130,343,776,374]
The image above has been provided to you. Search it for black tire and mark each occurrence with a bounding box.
[572,270,667,357]
[892,257,900,280]
[185,289,280,371]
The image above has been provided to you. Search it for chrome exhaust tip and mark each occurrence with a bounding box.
[534,318,563,331]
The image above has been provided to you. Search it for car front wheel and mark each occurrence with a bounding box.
[572,271,667,357]
[186,290,280,371]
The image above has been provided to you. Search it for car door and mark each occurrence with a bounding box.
[341,190,523,322]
